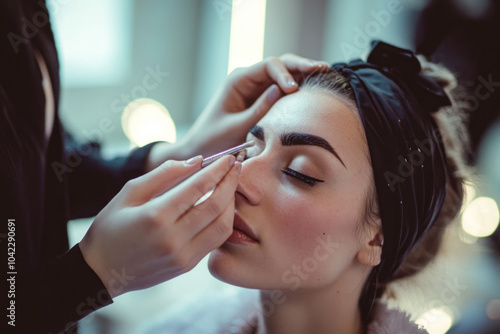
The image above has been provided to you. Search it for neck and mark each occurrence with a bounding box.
[250,265,370,334]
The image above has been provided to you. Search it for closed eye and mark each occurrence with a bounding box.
[243,153,324,188]
[281,168,324,187]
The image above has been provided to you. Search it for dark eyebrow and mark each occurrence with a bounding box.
[249,125,265,141]
[281,132,347,169]
[248,125,346,169]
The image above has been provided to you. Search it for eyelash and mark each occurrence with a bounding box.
[282,168,323,187]
[244,154,324,187]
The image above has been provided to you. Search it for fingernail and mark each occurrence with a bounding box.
[267,85,280,102]
[185,155,202,165]
[316,61,330,67]
[235,162,242,174]
[228,155,236,168]
[236,149,246,162]
[287,78,298,87]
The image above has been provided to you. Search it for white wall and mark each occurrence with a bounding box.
[57,0,203,151]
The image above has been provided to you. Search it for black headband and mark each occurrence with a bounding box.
[332,41,450,281]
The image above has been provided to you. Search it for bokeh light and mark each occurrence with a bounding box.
[415,307,454,334]
[461,197,500,238]
[458,228,479,244]
[121,98,176,147]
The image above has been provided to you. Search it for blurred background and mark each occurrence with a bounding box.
[45,0,500,333]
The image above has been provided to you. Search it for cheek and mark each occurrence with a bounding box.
[270,190,359,244]
[264,191,361,285]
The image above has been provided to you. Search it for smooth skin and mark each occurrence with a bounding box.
[80,55,329,298]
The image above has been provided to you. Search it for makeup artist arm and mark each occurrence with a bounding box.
[146,54,329,171]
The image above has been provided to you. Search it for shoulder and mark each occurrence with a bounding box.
[366,301,429,334]
[140,288,258,334]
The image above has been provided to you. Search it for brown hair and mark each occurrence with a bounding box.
[300,59,471,324]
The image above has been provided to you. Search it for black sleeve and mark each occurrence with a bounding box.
[18,244,113,334]
[63,133,159,219]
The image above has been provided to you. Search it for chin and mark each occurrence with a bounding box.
[208,248,241,285]
[208,248,268,290]
[209,248,304,291]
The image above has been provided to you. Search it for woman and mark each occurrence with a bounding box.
[146,41,470,334]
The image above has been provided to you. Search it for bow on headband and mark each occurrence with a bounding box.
[367,40,451,112]
[332,40,450,283]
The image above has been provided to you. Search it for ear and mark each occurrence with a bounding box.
[357,228,384,267]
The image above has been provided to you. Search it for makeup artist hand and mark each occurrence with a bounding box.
[146,54,329,169]
[79,155,240,298]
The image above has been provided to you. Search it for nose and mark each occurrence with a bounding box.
[235,155,268,206]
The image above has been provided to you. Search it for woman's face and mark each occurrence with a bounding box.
[208,89,376,292]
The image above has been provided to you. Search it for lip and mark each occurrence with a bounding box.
[226,213,259,244]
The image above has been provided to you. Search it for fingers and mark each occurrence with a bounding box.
[152,155,236,221]
[264,56,300,93]
[231,54,330,97]
[236,84,283,126]
[176,162,240,243]
[140,159,239,280]
[274,54,330,93]
[279,53,330,74]
[124,156,204,203]
[189,198,235,258]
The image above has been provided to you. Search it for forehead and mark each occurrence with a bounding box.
[257,89,364,148]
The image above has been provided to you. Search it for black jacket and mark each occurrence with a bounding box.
[1,1,155,332]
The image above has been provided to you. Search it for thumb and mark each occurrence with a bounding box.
[237,84,283,127]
